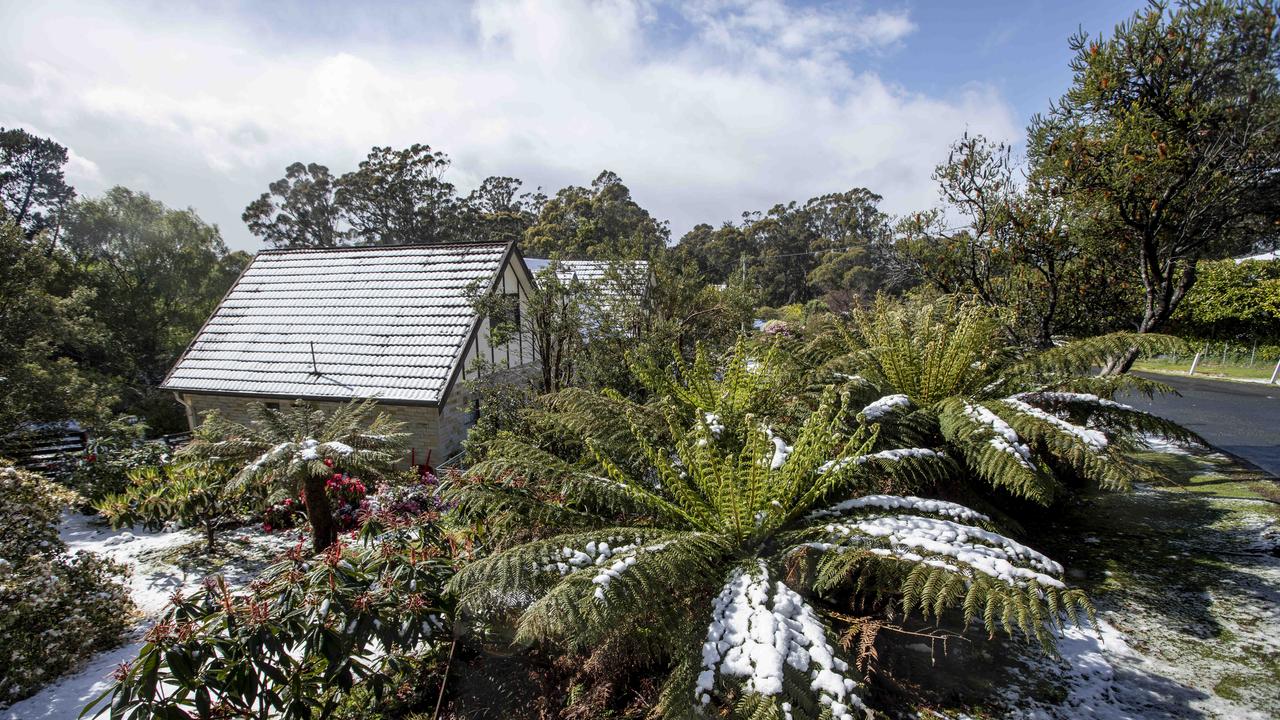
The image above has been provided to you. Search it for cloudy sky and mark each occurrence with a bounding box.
[1,0,1146,251]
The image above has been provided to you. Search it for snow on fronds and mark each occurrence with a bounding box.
[856,447,945,464]
[320,441,354,456]
[860,394,911,421]
[533,536,675,601]
[823,515,1065,588]
[1002,398,1108,450]
[763,427,792,470]
[245,442,293,472]
[591,541,671,601]
[696,563,864,719]
[962,402,1036,470]
[698,412,726,446]
[816,447,942,476]
[537,536,629,575]
[808,494,988,523]
[1014,391,1136,412]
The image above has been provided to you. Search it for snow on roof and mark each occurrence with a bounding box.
[525,258,649,283]
[161,242,512,405]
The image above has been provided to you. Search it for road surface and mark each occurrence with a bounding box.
[1122,373,1280,477]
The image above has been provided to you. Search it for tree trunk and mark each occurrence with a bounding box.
[204,520,218,555]
[302,475,338,552]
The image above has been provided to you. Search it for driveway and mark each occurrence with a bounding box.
[1122,373,1280,477]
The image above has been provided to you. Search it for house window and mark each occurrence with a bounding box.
[491,293,520,329]
[265,402,280,411]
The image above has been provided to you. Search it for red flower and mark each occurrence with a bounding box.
[262,523,273,532]
[323,458,334,467]
[86,453,97,463]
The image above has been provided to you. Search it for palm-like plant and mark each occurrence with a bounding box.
[181,400,406,551]
[808,295,1200,506]
[447,351,1090,719]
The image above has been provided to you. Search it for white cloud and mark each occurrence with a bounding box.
[0,0,1018,250]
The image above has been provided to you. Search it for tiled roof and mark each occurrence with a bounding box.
[525,258,650,302]
[162,242,512,404]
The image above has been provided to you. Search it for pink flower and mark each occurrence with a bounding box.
[262,523,273,532]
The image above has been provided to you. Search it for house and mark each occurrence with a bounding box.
[524,257,653,323]
[160,241,536,467]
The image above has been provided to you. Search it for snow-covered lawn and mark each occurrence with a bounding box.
[5,514,298,719]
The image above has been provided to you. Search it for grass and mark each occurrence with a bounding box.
[1129,448,1280,507]
[1134,357,1278,383]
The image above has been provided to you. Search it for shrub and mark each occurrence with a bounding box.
[0,461,132,705]
[97,461,244,554]
[65,418,169,503]
[87,517,453,719]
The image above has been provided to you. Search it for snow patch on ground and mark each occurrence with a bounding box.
[5,513,297,719]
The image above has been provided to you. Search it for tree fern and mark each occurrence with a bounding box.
[447,347,1090,719]
[809,295,1201,505]
[180,399,407,551]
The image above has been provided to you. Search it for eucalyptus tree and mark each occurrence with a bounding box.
[243,161,348,249]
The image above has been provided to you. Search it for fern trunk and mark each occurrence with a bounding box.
[303,475,338,552]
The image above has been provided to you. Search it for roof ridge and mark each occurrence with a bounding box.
[258,240,511,255]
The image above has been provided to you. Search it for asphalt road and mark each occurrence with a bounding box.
[1122,372,1280,477]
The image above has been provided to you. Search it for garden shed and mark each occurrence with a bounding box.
[161,241,537,467]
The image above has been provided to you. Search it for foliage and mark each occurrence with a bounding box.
[244,149,545,249]
[243,162,347,249]
[893,133,1137,346]
[1029,0,1280,370]
[1171,257,1280,341]
[61,187,251,432]
[87,520,453,720]
[179,400,407,552]
[674,188,892,308]
[335,144,462,246]
[470,258,588,395]
[0,221,115,439]
[809,295,1200,506]
[0,461,132,705]
[97,460,244,554]
[64,419,169,502]
[523,170,669,260]
[0,127,76,238]
[446,343,1091,719]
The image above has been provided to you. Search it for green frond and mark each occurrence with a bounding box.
[1010,332,1187,378]
[936,398,1061,504]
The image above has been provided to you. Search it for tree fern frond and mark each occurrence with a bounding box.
[936,399,1060,504]
[1010,332,1186,378]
